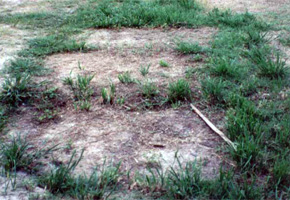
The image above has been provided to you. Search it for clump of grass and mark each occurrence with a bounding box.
[279,34,290,47]
[159,60,170,67]
[63,66,94,111]
[101,82,116,104]
[118,71,136,84]
[19,35,88,57]
[247,48,288,79]
[0,74,32,107]
[166,160,203,199]
[206,9,266,29]
[39,150,121,199]
[0,134,57,172]
[140,80,159,99]
[201,77,227,104]
[168,79,191,103]
[5,58,46,76]
[257,54,288,79]
[244,28,268,48]
[139,64,150,76]
[0,106,8,132]
[175,41,204,54]
[136,157,262,199]
[273,156,290,187]
[209,57,240,78]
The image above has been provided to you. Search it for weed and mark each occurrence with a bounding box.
[168,79,191,103]
[159,60,170,67]
[175,41,204,54]
[0,74,32,107]
[139,64,150,76]
[118,71,136,84]
[35,109,59,123]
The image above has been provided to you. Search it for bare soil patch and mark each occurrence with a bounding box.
[7,27,223,179]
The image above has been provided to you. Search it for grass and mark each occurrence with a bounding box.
[19,35,88,57]
[5,58,46,76]
[0,134,57,173]
[209,57,241,78]
[118,71,136,84]
[279,34,290,46]
[139,64,150,76]
[175,41,204,54]
[0,0,289,199]
[159,60,170,68]
[0,74,32,107]
[140,80,159,99]
[101,82,116,104]
[201,77,227,104]
[167,79,191,103]
[63,67,94,111]
[39,150,121,199]
[136,157,262,199]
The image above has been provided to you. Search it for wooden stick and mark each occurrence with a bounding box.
[190,104,237,151]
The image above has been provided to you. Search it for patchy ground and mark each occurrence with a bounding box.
[1,0,290,199]
[8,27,222,176]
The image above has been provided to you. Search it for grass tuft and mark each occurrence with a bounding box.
[175,41,204,54]
[168,79,191,103]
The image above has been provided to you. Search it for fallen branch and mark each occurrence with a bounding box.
[190,104,237,151]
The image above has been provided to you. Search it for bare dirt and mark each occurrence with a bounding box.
[9,27,222,177]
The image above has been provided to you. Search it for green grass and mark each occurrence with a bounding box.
[19,35,88,57]
[63,68,94,111]
[0,74,32,107]
[279,34,290,46]
[5,58,46,76]
[140,80,159,99]
[139,64,150,76]
[159,60,170,67]
[118,71,136,84]
[0,134,57,173]
[136,158,262,199]
[101,82,116,105]
[201,77,227,104]
[175,41,204,54]
[39,150,121,199]
[168,79,191,103]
